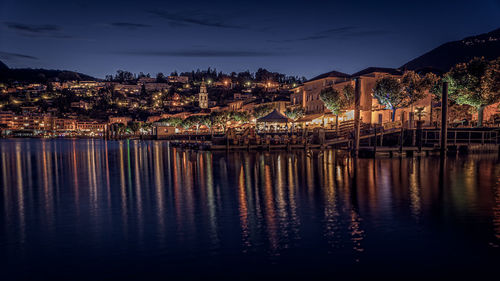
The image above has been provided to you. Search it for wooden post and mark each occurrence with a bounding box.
[399,111,404,153]
[373,125,377,156]
[352,77,361,157]
[417,121,422,152]
[440,82,448,155]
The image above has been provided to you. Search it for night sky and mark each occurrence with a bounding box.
[1,0,499,79]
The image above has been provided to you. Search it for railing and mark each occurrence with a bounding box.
[422,129,499,145]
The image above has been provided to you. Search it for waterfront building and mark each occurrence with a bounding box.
[154,125,177,139]
[109,116,132,125]
[76,121,107,135]
[0,111,14,128]
[52,118,77,132]
[291,67,436,127]
[290,70,351,114]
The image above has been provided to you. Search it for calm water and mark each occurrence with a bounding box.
[0,139,499,280]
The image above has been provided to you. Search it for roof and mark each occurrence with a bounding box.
[306,70,350,83]
[257,109,291,123]
[351,67,402,77]
[296,114,324,123]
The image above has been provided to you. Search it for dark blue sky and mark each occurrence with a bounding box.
[1,0,499,79]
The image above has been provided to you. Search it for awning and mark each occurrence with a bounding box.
[295,114,324,123]
[257,109,291,123]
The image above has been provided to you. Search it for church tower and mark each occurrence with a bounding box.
[199,79,208,108]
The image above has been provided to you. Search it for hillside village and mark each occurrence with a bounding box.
[0,55,499,140]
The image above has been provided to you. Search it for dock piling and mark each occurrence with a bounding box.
[440,82,448,155]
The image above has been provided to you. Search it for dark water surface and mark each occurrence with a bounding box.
[1,139,499,280]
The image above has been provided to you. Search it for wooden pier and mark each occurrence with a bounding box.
[167,126,500,157]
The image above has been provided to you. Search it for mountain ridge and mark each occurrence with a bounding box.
[0,60,98,83]
[401,28,500,72]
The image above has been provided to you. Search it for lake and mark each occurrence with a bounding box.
[1,139,499,280]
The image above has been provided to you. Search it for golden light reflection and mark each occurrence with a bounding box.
[238,164,250,249]
[15,142,25,243]
[1,140,499,263]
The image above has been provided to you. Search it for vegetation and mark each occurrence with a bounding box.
[284,107,305,121]
[253,104,274,119]
[444,57,500,126]
[210,111,232,133]
[373,77,405,121]
[182,115,204,132]
[320,85,354,129]
[158,117,183,127]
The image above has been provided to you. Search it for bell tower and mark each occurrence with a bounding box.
[199,79,208,109]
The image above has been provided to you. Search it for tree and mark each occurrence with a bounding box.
[127,121,141,135]
[140,122,153,135]
[284,107,305,121]
[446,57,500,127]
[200,115,212,130]
[182,115,204,132]
[342,84,355,109]
[284,107,305,133]
[401,71,428,126]
[253,104,274,118]
[160,117,183,127]
[320,88,342,115]
[425,73,441,126]
[401,71,428,104]
[320,86,353,130]
[210,111,232,133]
[114,70,134,82]
[373,76,405,121]
[115,123,127,136]
[156,72,167,83]
[232,111,250,123]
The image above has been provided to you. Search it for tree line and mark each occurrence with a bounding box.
[105,67,306,85]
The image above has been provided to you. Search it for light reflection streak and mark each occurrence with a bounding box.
[0,140,498,266]
[119,141,128,236]
[15,142,25,244]
[153,142,166,242]
[133,142,144,243]
[206,152,219,247]
[238,164,250,250]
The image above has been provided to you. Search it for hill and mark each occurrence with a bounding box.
[0,60,98,83]
[0,60,9,72]
[401,28,500,72]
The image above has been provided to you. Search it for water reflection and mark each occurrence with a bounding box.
[0,139,499,279]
